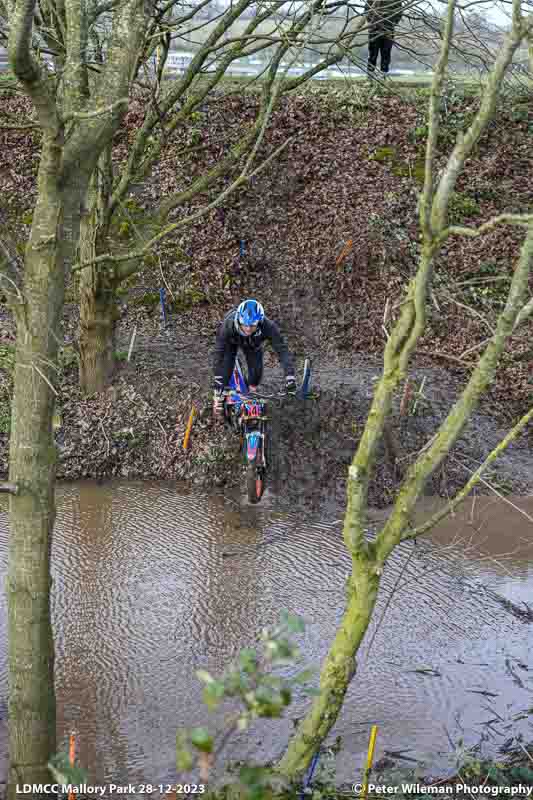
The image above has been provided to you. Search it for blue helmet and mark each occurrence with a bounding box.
[236,299,265,327]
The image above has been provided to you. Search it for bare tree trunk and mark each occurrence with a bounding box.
[7,136,87,795]
[79,269,118,394]
[78,148,118,395]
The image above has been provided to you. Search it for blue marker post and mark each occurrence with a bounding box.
[159,287,167,328]
[239,240,246,259]
[299,750,320,800]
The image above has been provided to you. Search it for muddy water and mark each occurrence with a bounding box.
[0,484,531,787]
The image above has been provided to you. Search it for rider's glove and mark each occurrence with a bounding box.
[286,375,297,396]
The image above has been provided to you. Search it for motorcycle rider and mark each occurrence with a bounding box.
[212,299,296,416]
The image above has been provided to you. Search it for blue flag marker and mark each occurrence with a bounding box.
[239,240,246,258]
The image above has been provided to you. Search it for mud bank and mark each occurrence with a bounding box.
[1,87,531,505]
[1,301,530,510]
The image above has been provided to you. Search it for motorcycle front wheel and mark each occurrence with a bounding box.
[247,456,265,504]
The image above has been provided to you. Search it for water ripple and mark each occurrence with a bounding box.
[0,486,531,787]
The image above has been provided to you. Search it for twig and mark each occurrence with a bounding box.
[430,290,441,313]
[157,418,170,457]
[364,541,417,661]
[383,297,390,327]
[442,291,496,336]
[0,121,39,130]
[473,473,533,524]
[158,254,175,302]
[99,416,110,458]
[61,98,128,124]
[442,213,533,241]
[72,135,295,273]
[404,406,533,541]
[416,349,473,367]
[517,742,533,765]
[453,276,511,289]
[411,376,426,416]
[514,295,533,330]
[459,337,490,360]
[127,326,137,362]
[32,364,58,396]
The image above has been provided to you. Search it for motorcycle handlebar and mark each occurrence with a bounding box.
[221,389,295,400]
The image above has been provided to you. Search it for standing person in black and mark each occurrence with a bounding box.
[365,0,403,75]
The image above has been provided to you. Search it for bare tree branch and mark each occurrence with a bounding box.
[443,213,533,240]
[71,130,294,276]
[0,235,24,305]
[420,0,456,240]
[514,295,533,329]
[60,0,152,181]
[431,9,527,232]
[8,0,59,129]
[60,0,89,112]
[61,96,128,122]
[375,221,533,563]
[403,403,533,542]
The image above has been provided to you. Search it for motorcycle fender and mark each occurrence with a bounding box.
[245,432,261,462]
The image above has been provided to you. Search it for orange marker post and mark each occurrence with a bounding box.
[182,406,196,451]
[335,239,353,271]
[68,731,76,800]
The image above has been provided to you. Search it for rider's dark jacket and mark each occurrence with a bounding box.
[213,309,294,383]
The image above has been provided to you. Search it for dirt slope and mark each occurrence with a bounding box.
[0,84,531,506]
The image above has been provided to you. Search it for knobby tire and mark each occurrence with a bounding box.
[247,455,264,504]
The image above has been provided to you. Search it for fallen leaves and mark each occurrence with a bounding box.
[0,83,531,497]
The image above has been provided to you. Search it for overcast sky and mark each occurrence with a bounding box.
[426,0,533,28]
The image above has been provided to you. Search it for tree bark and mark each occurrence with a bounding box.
[78,148,118,395]
[7,135,87,795]
[79,266,117,394]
